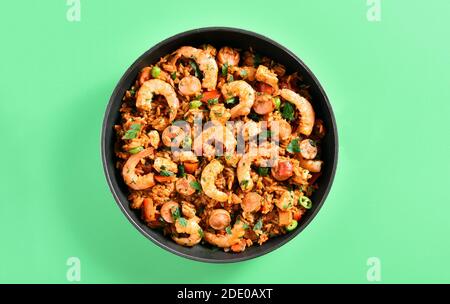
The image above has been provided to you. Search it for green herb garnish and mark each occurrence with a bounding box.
[160,170,174,177]
[190,61,201,78]
[257,167,269,176]
[225,226,232,235]
[128,146,144,154]
[221,63,228,76]
[207,98,219,105]
[281,102,295,121]
[190,181,202,192]
[286,138,301,153]
[122,123,141,140]
[178,217,188,227]
[253,218,263,231]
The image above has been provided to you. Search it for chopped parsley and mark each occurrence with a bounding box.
[281,102,295,121]
[221,63,228,76]
[189,60,201,78]
[240,179,250,188]
[177,164,186,178]
[178,217,188,227]
[207,98,219,105]
[189,180,202,192]
[160,170,174,177]
[253,218,263,231]
[240,69,248,78]
[286,138,301,153]
[171,71,177,80]
[171,207,181,220]
[122,123,141,140]
[257,167,269,176]
[225,97,236,104]
[225,226,232,235]
[128,146,143,154]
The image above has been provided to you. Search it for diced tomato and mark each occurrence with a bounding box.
[201,90,221,102]
[256,82,275,95]
[293,208,303,221]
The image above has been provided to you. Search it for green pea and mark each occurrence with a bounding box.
[286,220,298,231]
[189,100,202,109]
[273,96,281,109]
[299,196,312,209]
[151,66,161,78]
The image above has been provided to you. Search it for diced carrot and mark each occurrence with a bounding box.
[201,90,221,102]
[183,161,199,174]
[142,198,156,222]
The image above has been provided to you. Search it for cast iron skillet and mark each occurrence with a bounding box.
[101,27,338,263]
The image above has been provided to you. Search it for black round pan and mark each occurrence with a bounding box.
[101,27,338,263]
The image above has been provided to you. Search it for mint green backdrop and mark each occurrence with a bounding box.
[1,0,449,283]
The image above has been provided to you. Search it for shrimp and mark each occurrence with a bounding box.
[136,79,179,122]
[204,221,246,248]
[280,89,315,136]
[209,104,231,125]
[217,46,240,67]
[255,65,279,92]
[164,46,218,90]
[208,209,231,230]
[201,159,228,202]
[181,201,197,218]
[299,139,318,159]
[172,217,203,247]
[275,190,295,211]
[252,93,275,115]
[171,150,199,163]
[270,119,292,141]
[193,122,236,158]
[161,125,187,148]
[221,80,255,118]
[147,130,160,148]
[160,201,179,223]
[178,76,202,96]
[153,157,178,174]
[231,66,256,81]
[122,148,155,190]
[237,144,278,191]
[299,158,323,173]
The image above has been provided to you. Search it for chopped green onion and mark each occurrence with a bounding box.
[128,146,144,154]
[299,196,312,209]
[189,100,203,109]
[151,66,161,78]
[286,220,298,231]
[225,97,236,104]
[207,98,219,105]
[273,96,281,109]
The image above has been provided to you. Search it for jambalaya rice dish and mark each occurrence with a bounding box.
[114,44,326,252]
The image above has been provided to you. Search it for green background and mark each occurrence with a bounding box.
[1,0,449,283]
